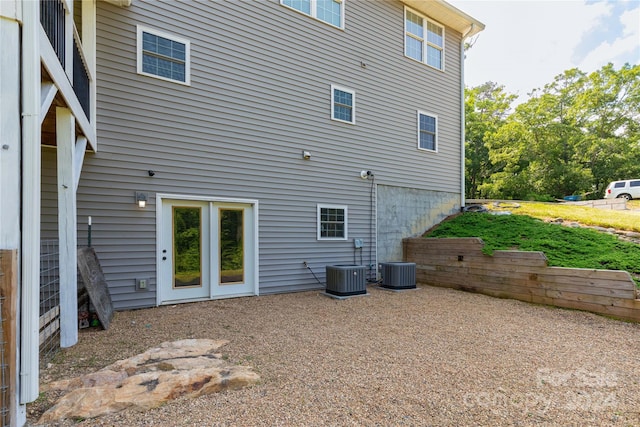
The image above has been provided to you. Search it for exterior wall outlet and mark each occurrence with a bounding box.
[354,238,364,248]
[136,278,148,291]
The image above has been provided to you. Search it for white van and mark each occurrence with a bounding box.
[604,179,640,200]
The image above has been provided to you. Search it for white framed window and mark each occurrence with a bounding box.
[404,6,445,71]
[281,0,345,29]
[137,25,191,85]
[317,204,348,240]
[417,111,437,152]
[331,85,355,124]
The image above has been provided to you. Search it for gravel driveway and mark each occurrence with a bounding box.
[31,285,640,426]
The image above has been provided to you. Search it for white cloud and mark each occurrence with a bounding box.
[449,0,638,103]
[578,5,640,71]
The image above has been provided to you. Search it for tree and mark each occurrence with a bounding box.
[464,82,516,198]
[572,63,640,193]
[478,63,640,200]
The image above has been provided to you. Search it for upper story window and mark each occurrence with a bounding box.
[137,26,191,85]
[281,0,345,29]
[317,204,348,240]
[404,7,445,70]
[331,85,355,124]
[418,111,437,152]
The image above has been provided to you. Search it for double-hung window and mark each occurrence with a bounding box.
[137,26,190,85]
[331,85,355,124]
[317,205,348,240]
[404,7,445,70]
[418,111,437,152]
[281,0,345,29]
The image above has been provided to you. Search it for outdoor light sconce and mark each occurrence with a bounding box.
[135,191,148,208]
[302,150,311,160]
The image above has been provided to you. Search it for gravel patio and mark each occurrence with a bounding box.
[30,285,640,426]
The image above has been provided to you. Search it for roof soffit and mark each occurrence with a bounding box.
[401,0,485,37]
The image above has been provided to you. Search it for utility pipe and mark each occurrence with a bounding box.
[460,24,475,210]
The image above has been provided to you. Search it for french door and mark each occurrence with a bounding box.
[158,196,257,304]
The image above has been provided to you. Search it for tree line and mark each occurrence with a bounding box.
[465,63,640,201]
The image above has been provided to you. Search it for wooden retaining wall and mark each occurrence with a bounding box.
[403,238,640,322]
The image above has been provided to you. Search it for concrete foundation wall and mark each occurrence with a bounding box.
[377,185,459,263]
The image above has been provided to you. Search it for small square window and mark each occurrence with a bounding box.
[137,26,190,85]
[317,204,348,240]
[331,85,355,124]
[418,111,437,152]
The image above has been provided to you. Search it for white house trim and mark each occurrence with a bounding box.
[81,0,98,132]
[0,17,21,250]
[20,0,42,406]
[155,193,260,307]
[74,136,87,192]
[316,204,349,241]
[40,82,58,124]
[136,25,191,86]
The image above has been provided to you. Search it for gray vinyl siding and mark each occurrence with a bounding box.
[41,148,58,240]
[80,0,464,310]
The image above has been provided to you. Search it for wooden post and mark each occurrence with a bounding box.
[0,250,18,427]
[57,107,78,348]
[73,136,87,192]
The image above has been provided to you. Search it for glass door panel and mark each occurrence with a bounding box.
[173,206,202,288]
[219,209,244,284]
[160,198,255,304]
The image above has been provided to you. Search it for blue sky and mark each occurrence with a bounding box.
[448,0,640,103]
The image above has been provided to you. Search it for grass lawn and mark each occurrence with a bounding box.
[424,212,640,286]
[486,201,640,232]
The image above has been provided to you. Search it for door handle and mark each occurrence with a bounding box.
[162,256,167,261]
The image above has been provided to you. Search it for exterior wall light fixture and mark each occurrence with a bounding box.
[135,191,148,208]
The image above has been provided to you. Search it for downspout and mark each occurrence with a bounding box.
[20,0,41,404]
[460,24,474,210]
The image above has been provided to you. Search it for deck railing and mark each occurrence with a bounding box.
[40,0,65,65]
[40,0,92,120]
[73,35,91,118]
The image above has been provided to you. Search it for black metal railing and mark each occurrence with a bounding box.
[40,0,66,66]
[73,36,91,118]
[41,0,91,120]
